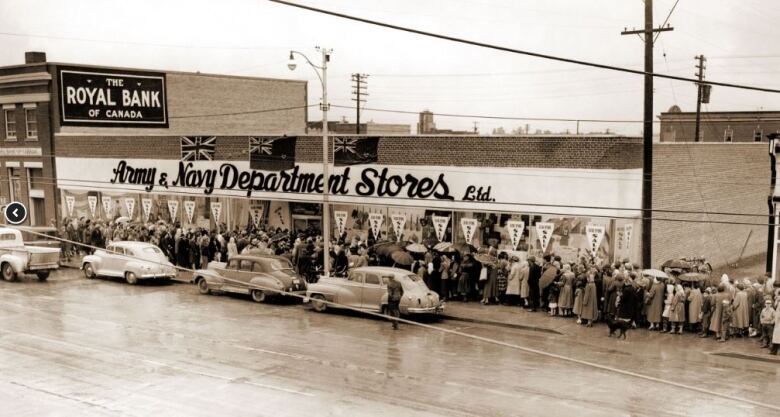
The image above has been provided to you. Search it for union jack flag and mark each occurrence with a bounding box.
[180,136,216,161]
[334,136,379,166]
[249,136,296,171]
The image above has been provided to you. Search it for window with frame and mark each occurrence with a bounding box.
[4,109,16,140]
[25,108,37,140]
[754,128,763,142]
[724,127,733,142]
[364,273,381,285]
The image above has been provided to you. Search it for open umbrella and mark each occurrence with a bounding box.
[678,272,706,283]
[406,243,428,254]
[474,253,497,266]
[390,251,414,266]
[374,243,404,257]
[115,216,131,224]
[661,259,691,270]
[433,242,456,253]
[453,242,477,255]
[642,269,668,280]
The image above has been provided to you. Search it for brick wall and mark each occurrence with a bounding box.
[651,143,770,269]
[660,113,780,142]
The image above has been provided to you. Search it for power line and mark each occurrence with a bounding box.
[171,104,314,119]
[268,0,780,94]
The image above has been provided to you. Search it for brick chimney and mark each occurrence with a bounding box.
[25,51,47,64]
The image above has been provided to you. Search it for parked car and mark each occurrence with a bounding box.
[192,254,306,303]
[305,266,444,315]
[0,227,60,281]
[82,241,177,284]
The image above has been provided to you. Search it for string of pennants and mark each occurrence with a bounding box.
[64,195,226,227]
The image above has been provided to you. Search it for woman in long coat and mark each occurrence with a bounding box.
[580,274,599,326]
[732,284,750,335]
[687,284,703,330]
[647,278,665,330]
[505,258,522,302]
[458,255,474,301]
[670,284,687,334]
[573,278,585,322]
[557,265,575,315]
[709,284,731,336]
[519,261,530,302]
[482,264,499,304]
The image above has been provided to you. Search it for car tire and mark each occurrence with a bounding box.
[311,294,327,312]
[36,271,50,281]
[2,263,17,282]
[125,272,138,285]
[197,278,210,295]
[251,289,266,303]
[83,263,96,279]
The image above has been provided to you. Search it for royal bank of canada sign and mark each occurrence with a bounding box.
[58,66,168,127]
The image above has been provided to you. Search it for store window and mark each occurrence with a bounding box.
[25,107,37,140]
[754,128,763,142]
[724,127,733,142]
[4,108,16,140]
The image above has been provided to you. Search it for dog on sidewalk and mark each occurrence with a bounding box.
[607,317,632,339]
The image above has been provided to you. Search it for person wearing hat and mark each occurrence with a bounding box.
[732,283,750,337]
[526,256,542,312]
[760,299,776,349]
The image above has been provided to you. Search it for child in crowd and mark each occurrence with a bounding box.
[760,299,775,349]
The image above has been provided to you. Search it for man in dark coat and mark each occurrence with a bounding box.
[527,256,542,312]
[617,280,635,321]
[386,274,404,330]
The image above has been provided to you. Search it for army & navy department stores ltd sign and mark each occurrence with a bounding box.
[58,66,168,127]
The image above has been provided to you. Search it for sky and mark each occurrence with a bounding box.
[1,0,780,135]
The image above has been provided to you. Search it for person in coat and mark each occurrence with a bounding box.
[580,273,599,326]
[709,284,731,338]
[660,282,676,333]
[573,278,585,323]
[439,255,451,301]
[687,284,703,332]
[719,299,734,342]
[771,301,780,354]
[481,264,499,305]
[527,256,542,311]
[458,255,474,301]
[519,261,530,306]
[617,280,635,322]
[670,284,687,334]
[732,284,750,337]
[557,264,575,316]
[760,299,775,349]
[505,257,522,305]
[699,288,714,337]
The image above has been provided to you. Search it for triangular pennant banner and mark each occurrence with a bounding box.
[585,223,606,255]
[65,196,75,217]
[87,196,97,218]
[334,211,348,237]
[624,224,633,249]
[616,226,625,251]
[431,215,450,242]
[101,196,112,219]
[251,207,264,229]
[183,200,196,224]
[142,198,153,222]
[167,200,179,222]
[460,218,478,244]
[368,213,384,240]
[210,202,222,224]
[535,222,554,251]
[390,214,406,242]
[506,220,525,251]
[125,198,136,220]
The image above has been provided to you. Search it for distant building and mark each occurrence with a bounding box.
[308,119,410,135]
[416,110,473,135]
[659,105,780,142]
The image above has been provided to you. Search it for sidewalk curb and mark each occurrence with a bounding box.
[440,314,564,335]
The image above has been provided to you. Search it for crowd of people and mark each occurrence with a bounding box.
[55,216,780,353]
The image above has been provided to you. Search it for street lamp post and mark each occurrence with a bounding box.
[289,47,333,277]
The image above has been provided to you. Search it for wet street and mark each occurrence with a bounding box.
[1,268,779,417]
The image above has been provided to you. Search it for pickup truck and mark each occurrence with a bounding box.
[0,227,60,281]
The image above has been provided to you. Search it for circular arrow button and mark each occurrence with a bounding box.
[5,201,27,225]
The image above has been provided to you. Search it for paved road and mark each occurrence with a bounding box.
[1,269,778,417]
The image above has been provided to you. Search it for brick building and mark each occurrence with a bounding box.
[659,105,780,142]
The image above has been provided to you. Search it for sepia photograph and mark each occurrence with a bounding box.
[1,0,779,416]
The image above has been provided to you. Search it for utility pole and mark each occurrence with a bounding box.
[622,0,673,268]
[472,121,478,134]
[351,73,368,134]
[694,55,707,142]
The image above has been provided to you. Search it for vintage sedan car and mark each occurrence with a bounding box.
[82,241,177,284]
[305,266,444,315]
[192,254,306,303]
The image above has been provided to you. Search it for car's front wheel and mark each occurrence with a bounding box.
[251,289,266,303]
[311,294,327,312]
[2,263,17,282]
[125,272,138,285]
[83,263,96,279]
[197,278,210,295]
[36,271,50,281]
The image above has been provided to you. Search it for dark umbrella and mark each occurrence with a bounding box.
[405,243,428,254]
[374,243,404,257]
[390,251,414,266]
[453,242,477,255]
[473,253,497,267]
[661,259,692,270]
